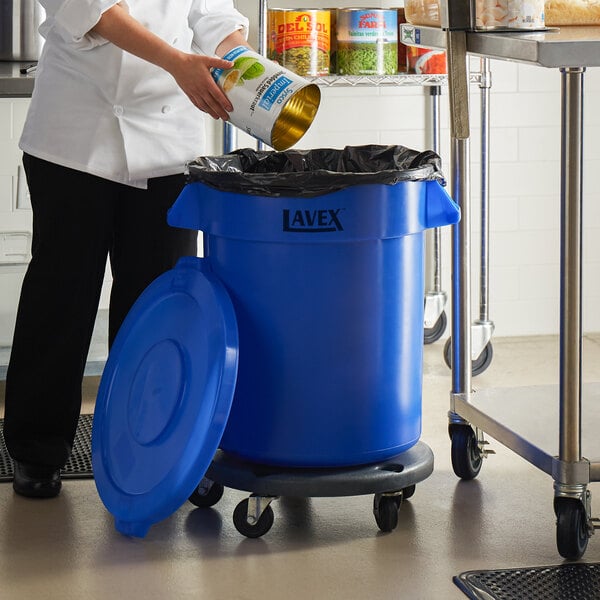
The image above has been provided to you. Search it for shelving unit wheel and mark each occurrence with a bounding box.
[424,311,447,345]
[554,497,590,560]
[450,424,483,480]
[233,497,275,538]
[373,493,402,532]
[443,337,494,377]
[188,478,224,508]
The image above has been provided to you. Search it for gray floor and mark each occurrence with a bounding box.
[1,334,600,600]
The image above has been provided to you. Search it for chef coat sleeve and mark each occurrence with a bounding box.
[38,0,121,48]
[188,0,249,56]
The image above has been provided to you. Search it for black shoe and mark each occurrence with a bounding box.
[12,461,62,498]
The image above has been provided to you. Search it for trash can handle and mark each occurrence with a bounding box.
[425,180,460,230]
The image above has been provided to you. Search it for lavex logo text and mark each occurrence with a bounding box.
[283,208,344,232]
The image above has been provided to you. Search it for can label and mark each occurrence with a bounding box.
[212,46,319,150]
[335,9,398,75]
[406,47,446,74]
[268,9,330,76]
[508,0,545,29]
[475,0,544,28]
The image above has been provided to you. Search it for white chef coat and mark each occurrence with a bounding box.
[19,0,249,188]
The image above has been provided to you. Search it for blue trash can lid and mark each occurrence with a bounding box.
[92,256,238,538]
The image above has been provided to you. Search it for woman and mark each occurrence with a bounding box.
[4,0,250,498]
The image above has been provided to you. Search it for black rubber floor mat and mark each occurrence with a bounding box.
[454,563,600,600]
[0,414,94,481]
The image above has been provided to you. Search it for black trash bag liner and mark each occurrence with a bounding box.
[186,144,445,198]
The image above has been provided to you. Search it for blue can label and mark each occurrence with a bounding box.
[258,76,293,111]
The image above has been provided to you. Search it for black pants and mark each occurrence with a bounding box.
[3,154,198,468]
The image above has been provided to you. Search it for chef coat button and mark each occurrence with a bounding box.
[161,105,171,114]
[172,37,178,44]
[113,105,124,117]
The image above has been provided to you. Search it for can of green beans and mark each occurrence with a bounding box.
[335,8,398,76]
[267,9,331,76]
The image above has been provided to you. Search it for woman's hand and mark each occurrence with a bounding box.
[91,4,242,121]
[166,52,234,120]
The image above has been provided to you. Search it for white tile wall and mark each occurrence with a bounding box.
[0,99,33,217]
[0,99,32,346]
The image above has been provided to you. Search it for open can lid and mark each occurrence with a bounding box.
[92,256,238,537]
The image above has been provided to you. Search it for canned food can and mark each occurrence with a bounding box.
[212,46,321,151]
[267,9,331,76]
[406,47,446,74]
[475,0,544,29]
[404,0,544,29]
[396,7,408,73]
[325,8,338,73]
[335,9,398,76]
[507,0,545,29]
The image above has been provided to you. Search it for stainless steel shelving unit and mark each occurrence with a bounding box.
[403,22,600,559]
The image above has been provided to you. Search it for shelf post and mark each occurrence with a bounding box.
[444,12,472,398]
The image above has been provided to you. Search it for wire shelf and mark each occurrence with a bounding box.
[307,73,482,87]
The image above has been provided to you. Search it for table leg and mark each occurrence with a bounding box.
[559,66,584,466]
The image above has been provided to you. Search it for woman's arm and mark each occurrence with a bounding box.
[215,29,250,57]
[91,4,246,120]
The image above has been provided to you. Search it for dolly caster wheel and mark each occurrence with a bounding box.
[402,484,416,500]
[233,497,275,538]
[188,479,224,508]
[373,493,402,532]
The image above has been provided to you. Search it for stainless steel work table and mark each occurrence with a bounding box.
[401,24,600,559]
[0,62,35,97]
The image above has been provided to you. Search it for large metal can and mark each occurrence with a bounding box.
[267,9,331,76]
[335,9,398,75]
[212,46,321,151]
[476,0,544,29]
[405,0,544,30]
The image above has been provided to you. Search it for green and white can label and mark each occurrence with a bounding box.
[335,9,398,75]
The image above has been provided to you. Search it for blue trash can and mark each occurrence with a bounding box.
[167,160,459,468]
[92,145,459,537]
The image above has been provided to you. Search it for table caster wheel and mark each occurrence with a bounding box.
[444,337,493,377]
[555,497,589,560]
[424,311,447,345]
[450,424,483,480]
